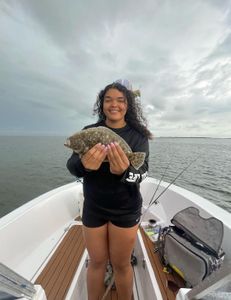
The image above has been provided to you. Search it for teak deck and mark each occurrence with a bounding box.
[35,225,85,300]
[35,224,184,300]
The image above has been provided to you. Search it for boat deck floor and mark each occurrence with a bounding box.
[140,227,185,300]
[35,225,85,300]
[35,223,184,300]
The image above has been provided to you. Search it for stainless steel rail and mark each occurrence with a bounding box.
[0,263,36,300]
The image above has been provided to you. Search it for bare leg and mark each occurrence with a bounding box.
[108,222,139,300]
[83,224,109,300]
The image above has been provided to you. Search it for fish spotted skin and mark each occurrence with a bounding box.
[64,126,145,170]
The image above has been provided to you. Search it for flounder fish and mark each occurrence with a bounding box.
[64,126,145,170]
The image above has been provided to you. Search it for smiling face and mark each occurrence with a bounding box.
[103,88,128,128]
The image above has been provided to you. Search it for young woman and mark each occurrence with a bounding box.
[67,80,152,300]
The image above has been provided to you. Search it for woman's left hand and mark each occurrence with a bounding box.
[107,142,130,175]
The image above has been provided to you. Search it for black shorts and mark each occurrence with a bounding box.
[82,203,141,228]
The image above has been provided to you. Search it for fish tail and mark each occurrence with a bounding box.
[127,152,145,170]
[64,142,71,148]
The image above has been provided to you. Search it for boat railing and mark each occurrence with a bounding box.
[0,262,36,300]
[185,261,231,299]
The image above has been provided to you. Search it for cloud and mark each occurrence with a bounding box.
[0,0,231,137]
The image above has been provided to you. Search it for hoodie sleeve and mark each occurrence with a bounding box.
[66,152,88,178]
[120,137,149,185]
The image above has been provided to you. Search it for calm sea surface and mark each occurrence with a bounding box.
[0,136,230,218]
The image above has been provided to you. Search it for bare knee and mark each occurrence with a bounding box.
[111,260,131,274]
[89,257,108,270]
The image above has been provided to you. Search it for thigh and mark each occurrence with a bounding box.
[108,222,139,266]
[82,224,109,263]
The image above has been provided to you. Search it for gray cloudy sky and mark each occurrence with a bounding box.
[1,0,231,137]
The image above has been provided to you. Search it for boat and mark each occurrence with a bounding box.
[0,177,231,300]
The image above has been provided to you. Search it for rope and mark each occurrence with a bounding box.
[101,274,115,300]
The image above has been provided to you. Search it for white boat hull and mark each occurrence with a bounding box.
[0,177,230,299]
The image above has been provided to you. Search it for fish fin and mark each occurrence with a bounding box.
[64,142,71,149]
[64,138,73,149]
[127,152,145,170]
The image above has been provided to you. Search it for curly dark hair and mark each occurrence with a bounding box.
[93,82,153,139]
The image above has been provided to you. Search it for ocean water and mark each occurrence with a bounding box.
[0,136,230,218]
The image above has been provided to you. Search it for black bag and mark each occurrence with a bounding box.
[158,207,225,287]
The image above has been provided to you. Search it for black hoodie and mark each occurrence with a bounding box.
[66,121,149,214]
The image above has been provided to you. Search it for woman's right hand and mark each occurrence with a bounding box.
[81,143,108,171]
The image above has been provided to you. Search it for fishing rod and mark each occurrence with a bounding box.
[141,159,172,222]
[151,155,200,205]
[148,159,172,207]
[141,155,200,221]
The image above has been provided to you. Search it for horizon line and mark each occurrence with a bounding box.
[0,134,230,139]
